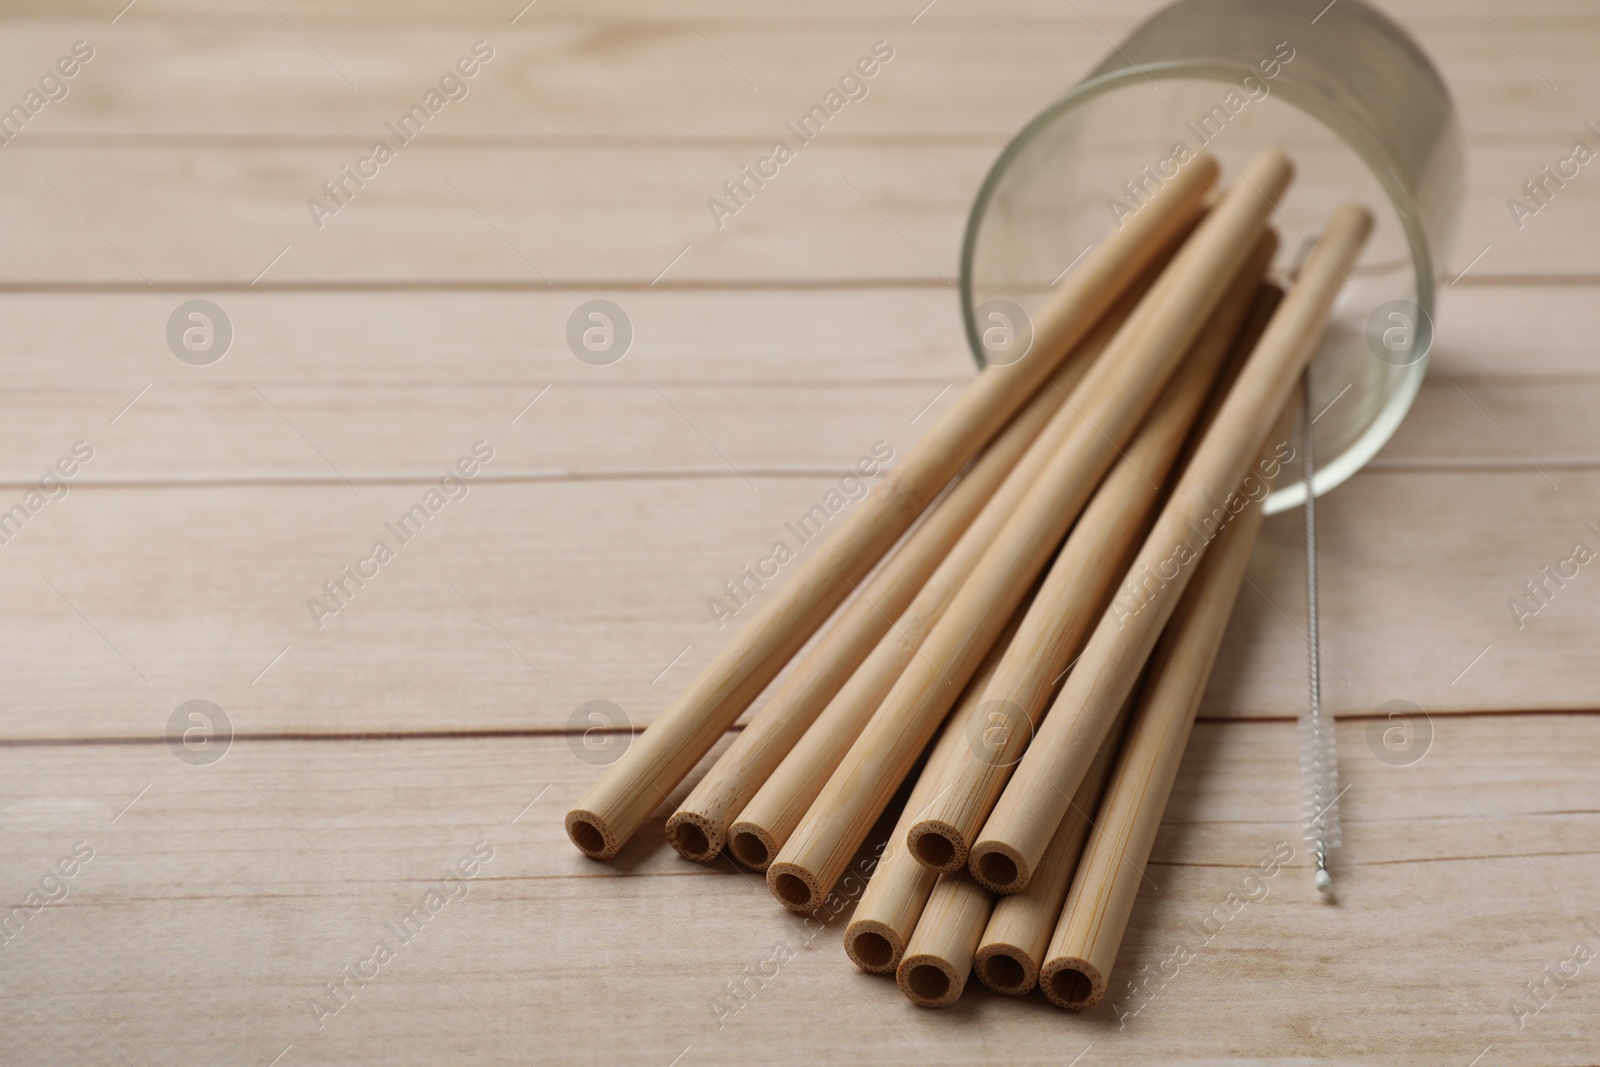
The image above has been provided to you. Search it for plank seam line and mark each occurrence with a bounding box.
[10,373,1594,392]
[0,275,1579,293]
[0,468,901,490]
[1147,849,1600,870]
[0,12,1579,30]
[0,376,966,391]
[4,707,1595,749]
[10,459,1600,492]
[1366,457,1600,474]
[1194,709,1600,723]
[0,726,673,748]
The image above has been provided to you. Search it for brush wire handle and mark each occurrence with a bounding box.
[1300,369,1341,894]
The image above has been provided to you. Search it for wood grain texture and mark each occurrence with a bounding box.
[0,139,1595,283]
[1,0,1595,1060]
[0,469,1594,740]
[0,719,1595,1065]
[0,285,1585,391]
[0,11,1587,140]
[4,368,1599,486]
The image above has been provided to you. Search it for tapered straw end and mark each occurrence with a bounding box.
[1183,151,1222,192]
[1314,869,1333,894]
[1240,148,1296,205]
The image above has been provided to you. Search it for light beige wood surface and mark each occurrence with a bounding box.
[1,719,1595,1065]
[2,0,1597,1063]
[0,141,1592,282]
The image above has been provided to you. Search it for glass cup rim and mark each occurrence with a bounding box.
[958,59,1440,514]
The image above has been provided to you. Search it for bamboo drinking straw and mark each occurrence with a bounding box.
[896,873,993,1008]
[973,699,1132,994]
[972,284,1285,997]
[843,603,1024,974]
[903,231,1275,875]
[765,152,1294,909]
[727,263,1162,872]
[670,330,1096,865]
[1038,396,1301,1012]
[566,159,1218,860]
[842,725,968,975]
[970,201,1372,895]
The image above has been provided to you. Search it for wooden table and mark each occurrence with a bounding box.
[1,1,1595,1064]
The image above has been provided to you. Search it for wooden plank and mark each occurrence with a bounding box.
[0,468,1594,739]
[0,1,1586,1063]
[0,144,992,285]
[0,139,1591,284]
[0,284,1576,390]
[0,717,1593,1064]
[0,476,907,740]
[1210,470,1600,720]
[0,12,1585,139]
[1429,286,1600,378]
[3,369,1598,484]
[0,380,955,484]
[1,0,1593,20]
[1376,374,1600,470]
[0,289,978,389]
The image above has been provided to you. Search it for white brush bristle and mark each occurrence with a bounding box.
[1299,708,1342,855]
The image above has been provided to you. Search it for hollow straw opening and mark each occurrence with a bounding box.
[667,819,713,860]
[973,849,1020,891]
[729,830,770,869]
[1047,967,1096,1008]
[566,816,609,858]
[770,870,816,911]
[906,963,952,1004]
[911,829,958,870]
[979,951,1028,993]
[848,930,896,971]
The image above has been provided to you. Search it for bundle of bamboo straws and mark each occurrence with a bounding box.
[567,148,1370,1011]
